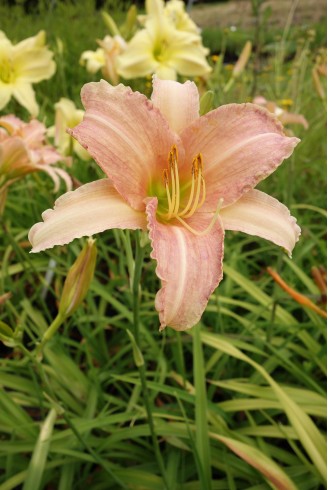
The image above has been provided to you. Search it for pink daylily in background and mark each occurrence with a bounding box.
[0,115,72,192]
[29,78,301,331]
[253,96,309,131]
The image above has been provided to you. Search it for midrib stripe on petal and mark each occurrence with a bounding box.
[204,132,287,172]
[87,113,142,159]
[166,227,187,325]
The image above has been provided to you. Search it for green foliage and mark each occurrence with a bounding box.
[0,1,326,489]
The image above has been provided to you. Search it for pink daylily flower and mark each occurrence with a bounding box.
[0,115,72,192]
[253,96,309,131]
[29,78,301,331]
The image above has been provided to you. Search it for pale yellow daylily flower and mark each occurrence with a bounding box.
[139,0,200,35]
[117,0,211,80]
[0,31,56,116]
[80,48,105,74]
[52,98,90,160]
[164,0,200,34]
[80,35,126,85]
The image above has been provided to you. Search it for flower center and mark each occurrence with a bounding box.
[153,40,168,63]
[162,145,205,220]
[158,145,223,236]
[0,56,15,84]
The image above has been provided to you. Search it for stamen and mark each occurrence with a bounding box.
[178,168,195,217]
[163,170,174,217]
[167,149,176,220]
[161,147,210,222]
[172,149,181,216]
[175,198,224,236]
[182,155,203,218]
[196,177,206,209]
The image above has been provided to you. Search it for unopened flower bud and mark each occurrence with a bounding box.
[233,41,252,78]
[101,11,120,36]
[59,238,97,318]
[123,5,137,39]
[312,67,325,99]
[56,37,64,55]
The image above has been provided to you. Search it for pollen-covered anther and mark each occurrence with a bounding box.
[163,169,169,186]
[162,145,210,225]
[160,145,222,235]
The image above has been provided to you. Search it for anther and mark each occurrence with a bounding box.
[163,169,169,185]
[162,146,208,222]
[197,154,203,173]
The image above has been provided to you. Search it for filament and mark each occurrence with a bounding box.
[175,198,224,236]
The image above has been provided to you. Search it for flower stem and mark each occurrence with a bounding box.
[131,231,169,489]
[36,313,65,359]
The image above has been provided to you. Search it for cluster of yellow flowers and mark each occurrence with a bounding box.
[0,1,313,218]
[80,0,211,84]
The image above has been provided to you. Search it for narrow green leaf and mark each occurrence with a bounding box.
[23,408,57,490]
[211,433,298,490]
[200,331,327,482]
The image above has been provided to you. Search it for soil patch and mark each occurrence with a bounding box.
[190,0,326,29]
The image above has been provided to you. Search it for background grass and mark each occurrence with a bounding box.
[0,0,326,489]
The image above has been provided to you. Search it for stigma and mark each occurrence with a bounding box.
[160,145,223,236]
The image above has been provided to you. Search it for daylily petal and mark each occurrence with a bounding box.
[0,83,12,111]
[0,114,22,134]
[69,80,181,210]
[12,82,39,116]
[53,98,89,160]
[73,140,90,161]
[35,165,72,193]
[146,197,224,331]
[181,103,299,210]
[21,119,46,146]
[14,49,56,83]
[14,31,46,51]
[151,77,199,134]
[168,44,212,77]
[29,179,147,253]
[0,137,30,177]
[155,64,177,80]
[279,111,309,129]
[80,48,105,74]
[220,189,301,257]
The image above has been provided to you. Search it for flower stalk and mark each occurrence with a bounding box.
[131,231,169,488]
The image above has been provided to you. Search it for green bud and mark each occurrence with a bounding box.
[101,11,120,36]
[126,329,144,367]
[199,90,215,116]
[59,238,97,318]
[121,5,138,40]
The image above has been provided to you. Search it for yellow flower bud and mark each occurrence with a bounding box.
[59,238,97,318]
[232,41,252,78]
